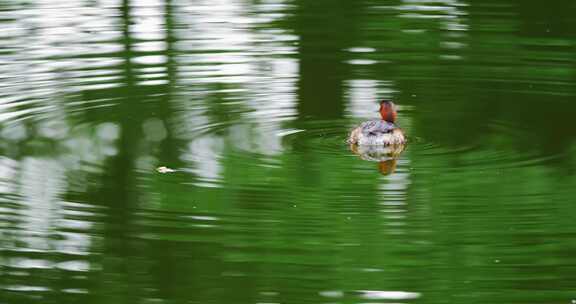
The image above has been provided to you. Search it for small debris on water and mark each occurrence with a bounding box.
[260,291,279,297]
[157,166,176,173]
[319,290,344,298]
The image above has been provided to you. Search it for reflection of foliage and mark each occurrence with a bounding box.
[201,83,249,131]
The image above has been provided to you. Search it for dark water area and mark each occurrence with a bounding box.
[1,0,576,303]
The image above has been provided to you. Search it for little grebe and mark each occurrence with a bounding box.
[348,100,406,145]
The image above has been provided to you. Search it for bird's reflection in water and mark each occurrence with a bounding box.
[350,144,405,175]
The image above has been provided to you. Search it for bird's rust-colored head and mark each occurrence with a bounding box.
[379,100,397,123]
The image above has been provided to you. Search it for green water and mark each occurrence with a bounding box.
[1,0,576,303]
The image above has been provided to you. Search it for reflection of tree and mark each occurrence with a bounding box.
[294,0,363,120]
[70,0,183,301]
[380,0,576,163]
[82,0,155,300]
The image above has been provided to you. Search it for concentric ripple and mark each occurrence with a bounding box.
[281,119,351,153]
[410,120,567,173]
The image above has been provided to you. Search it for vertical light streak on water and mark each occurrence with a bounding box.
[397,0,470,61]
[0,1,132,295]
[397,0,469,31]
[131,0,170,86]
[346,79,396,118]
[171,0,299,186]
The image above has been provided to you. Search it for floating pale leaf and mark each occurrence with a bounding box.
[156,166,176,174]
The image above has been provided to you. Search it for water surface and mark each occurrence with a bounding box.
[2,0,576,303]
